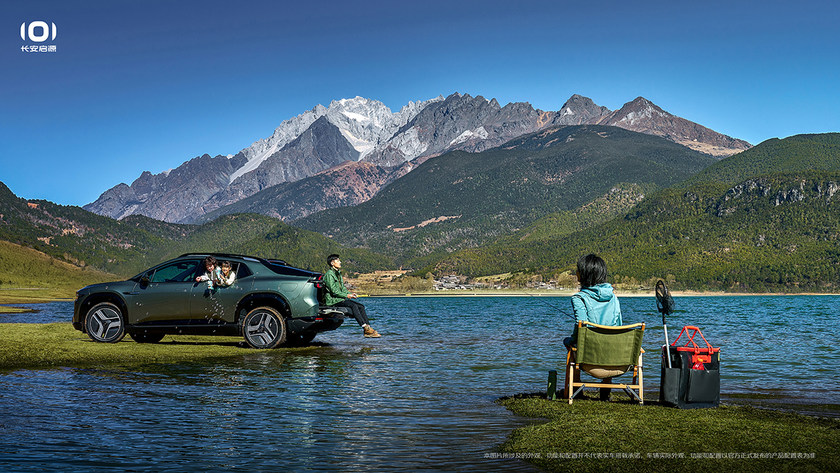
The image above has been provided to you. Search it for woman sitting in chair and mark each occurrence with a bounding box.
[564,253,623,399]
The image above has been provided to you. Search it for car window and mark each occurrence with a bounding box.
[237,263,253,279]
[150,260,201,283]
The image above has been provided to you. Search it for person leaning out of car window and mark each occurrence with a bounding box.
[196,256,221,289]
[323,254,381,338]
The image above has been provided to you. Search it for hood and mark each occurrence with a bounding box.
[580,283,615,302]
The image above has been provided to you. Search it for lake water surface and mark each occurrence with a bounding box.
[1,296,838,471]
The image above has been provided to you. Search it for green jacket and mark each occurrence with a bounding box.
[323,267,349,306]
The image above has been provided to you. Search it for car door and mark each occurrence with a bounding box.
[131,259,201,324]
[190,261,254,323]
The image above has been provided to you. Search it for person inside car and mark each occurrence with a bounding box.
[323,254,381,338]
[215,260,237,287]
[195,256,221,289]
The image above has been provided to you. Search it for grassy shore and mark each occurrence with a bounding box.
[498,394,840,473]
[363,290,840,297]
[0,323,308,370]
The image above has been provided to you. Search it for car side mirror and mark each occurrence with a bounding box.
[140,276,150,288]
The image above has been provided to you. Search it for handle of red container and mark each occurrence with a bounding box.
[671,325,714,351]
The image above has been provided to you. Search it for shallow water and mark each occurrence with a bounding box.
[1,296,838,471]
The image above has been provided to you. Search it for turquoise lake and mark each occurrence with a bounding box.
[1,295,838,471]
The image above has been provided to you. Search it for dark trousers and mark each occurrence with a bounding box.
[333,299,369,327]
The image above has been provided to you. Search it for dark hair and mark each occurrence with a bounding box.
[327,254,340,266]
[576,254,608,288]
[203,256,217,267]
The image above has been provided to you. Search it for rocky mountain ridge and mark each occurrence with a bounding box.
[597,97,751,156]
[85,93,751,223]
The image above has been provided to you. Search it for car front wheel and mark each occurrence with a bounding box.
[242,307,287,349]
[85,302,127,343]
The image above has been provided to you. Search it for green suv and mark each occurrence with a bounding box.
[73,253,344,348]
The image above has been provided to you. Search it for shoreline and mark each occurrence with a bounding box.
[3,290,838,313]
[362,290,840,298]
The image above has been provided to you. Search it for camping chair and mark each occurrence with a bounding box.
[564,321,645,404]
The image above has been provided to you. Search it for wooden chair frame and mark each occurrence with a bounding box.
[564,321,645,404]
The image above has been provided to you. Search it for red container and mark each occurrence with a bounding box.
[671,325,720,369]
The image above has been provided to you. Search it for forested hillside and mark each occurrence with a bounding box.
[428,134,840,292]
[0,183,393,277]
[298,125,716,263]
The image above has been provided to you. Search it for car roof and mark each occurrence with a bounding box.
[177,253,297,269]
[178,252,264,263]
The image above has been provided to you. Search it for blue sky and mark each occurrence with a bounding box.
[2,0,838,206]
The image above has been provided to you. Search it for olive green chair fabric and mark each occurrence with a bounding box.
[565,321,645,404]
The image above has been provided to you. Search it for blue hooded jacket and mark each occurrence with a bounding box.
[570,283,622,339]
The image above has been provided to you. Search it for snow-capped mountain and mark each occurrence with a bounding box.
[84,92,751,224]
[227,96,439,185]
[86,96,441,223]
[228,105,326,184]
[325,96,438,161]
[363,93,550,167]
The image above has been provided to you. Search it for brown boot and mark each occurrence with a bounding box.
[363,325,381,338]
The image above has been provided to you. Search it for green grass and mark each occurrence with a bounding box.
[499,394,840,473]
[0,305,33,314]
[0,239,116,303]
[0,323,320,370]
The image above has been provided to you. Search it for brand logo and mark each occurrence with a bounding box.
[20,21,58,53]
[20,21,57,42]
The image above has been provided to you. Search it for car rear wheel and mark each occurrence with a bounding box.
[242,306,287,349]
[85,302,126,343]
[129,331,165,343]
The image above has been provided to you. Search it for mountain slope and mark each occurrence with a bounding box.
[429,133,840,292]
[296,125,717,263]
[597,97,751,157]
[0,181,179,274]
[680,133,840,186]
[195,116,363,219]
[84,153,247,223]
[156,213,394,273]
[198,161,410,223]
[1,182,393,276]
[0,240,116,300]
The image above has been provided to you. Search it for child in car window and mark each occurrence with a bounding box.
[215,261,237,287]
[196,256,221,289]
